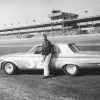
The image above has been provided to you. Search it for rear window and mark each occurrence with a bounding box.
[78,45,100,52]
[68,43,79,52]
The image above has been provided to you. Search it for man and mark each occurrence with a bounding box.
[41,33,54,79]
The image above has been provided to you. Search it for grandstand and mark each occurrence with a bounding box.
[0,11,100,39]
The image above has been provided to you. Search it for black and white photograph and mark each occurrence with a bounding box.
[0,0,100,100]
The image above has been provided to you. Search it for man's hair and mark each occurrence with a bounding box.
[43,33,47,40]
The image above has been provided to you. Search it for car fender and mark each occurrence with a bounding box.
[0,57,22,69]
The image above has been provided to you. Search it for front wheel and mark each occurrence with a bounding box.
[63,64,79,76]
[2,62,17,75]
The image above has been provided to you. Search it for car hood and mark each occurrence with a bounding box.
[0,52,27,59]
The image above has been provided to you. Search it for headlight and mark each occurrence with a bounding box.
[0,59,3,62]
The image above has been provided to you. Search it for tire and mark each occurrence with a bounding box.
[63,64,79,76]
[2,62,17,75]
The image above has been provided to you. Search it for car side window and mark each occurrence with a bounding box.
[34,46,42,54]
[53,45,60,57]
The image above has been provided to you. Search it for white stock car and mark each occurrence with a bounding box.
[0,43,100,76]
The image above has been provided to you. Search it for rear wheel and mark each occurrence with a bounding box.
[63,64,79,76]
[2,62,17,75]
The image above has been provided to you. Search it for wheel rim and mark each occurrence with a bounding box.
[66,65,77,75]
[4,63,14,74]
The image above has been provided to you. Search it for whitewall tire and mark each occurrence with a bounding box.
[63,64,79,76]
[3,62,17,75]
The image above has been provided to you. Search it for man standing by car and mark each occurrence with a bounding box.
[41,33,54,79]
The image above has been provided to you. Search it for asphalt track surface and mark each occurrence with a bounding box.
[0,34,100,100]
[0,68,100,100]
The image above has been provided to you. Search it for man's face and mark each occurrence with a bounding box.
[42,34,47,40]
[42,35,45,41]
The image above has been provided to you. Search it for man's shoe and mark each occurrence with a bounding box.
[42,75,52,79]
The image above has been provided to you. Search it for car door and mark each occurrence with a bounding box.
[18,46,43,69]
[26,46,44,69]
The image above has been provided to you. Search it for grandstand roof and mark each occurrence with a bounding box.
[49,10,79,20]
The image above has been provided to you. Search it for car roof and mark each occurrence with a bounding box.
[28,43,75,54]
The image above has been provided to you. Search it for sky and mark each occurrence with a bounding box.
[0,0,100,29]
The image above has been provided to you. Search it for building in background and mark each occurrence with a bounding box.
[48,10,79,30]
[49,10,78,21]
